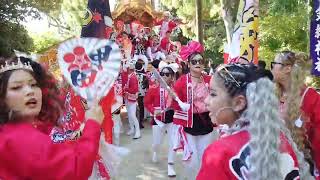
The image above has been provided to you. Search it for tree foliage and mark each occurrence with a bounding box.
[46,0,87,38]
[161,0,225,65]
[0,0,62,57]
[261,0,309,15]
[0,0,60,23]
[2,0,319,88]
[259,7,309,61]
[31,32,62,53]
[160,0,319,87]
[0,21,34,57]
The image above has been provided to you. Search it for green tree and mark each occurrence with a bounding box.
[259,0,310,63]
[31,32,62,53]
[0,0,62,22]
[46,0,87,38]
[0,22,34,57]
[161,0,225,65]
[220,0,240,45]
[203,19,226,65]
[0,0,62,56]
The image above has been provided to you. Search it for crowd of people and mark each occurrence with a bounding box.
[0,11,320,180]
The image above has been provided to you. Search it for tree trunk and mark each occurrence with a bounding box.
[195,0,203,44]
[220,0,240,46]
[154,0,157,10]
[151,0,161,11]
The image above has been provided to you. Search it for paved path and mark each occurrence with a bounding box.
[116,120,185,180]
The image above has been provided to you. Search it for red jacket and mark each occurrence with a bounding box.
[0,120,100,180]
[301,88,320,172]
[160,37,172,53]
[171,73,211,127]
[154,19,177,29]
[197,130,300,180]
[124,72,139,102]
[121,70,128,90]
[153,19,177,35]
[144,85,170,121]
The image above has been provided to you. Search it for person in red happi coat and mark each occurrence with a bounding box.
[0,56,104,180]
[123,59,141,139]
[271,51,320,179]
[197,64,307,180]
[171,41,216,179]
[144,60,179,177]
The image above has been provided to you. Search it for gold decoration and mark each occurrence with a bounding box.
[39,45,61,80]
[112,0,163,27]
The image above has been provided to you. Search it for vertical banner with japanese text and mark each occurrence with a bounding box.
[310,0,320,76]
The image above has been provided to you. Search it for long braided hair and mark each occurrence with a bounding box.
[274,51,314,179]
[215,64,311,179]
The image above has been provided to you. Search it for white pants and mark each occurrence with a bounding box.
[125,100,140,134]
[112,113,122,145]
[183,132,215,180]
[152,122,175,163]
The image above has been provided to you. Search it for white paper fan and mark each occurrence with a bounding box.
[57,38,121,101]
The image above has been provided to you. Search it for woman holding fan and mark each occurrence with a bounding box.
[0,56,104,179]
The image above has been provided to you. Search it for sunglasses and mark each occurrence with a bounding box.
[160,72,173,77]
[190,58,205,65]
[270,62,284,69]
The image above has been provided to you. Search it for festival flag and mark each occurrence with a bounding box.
[310,0,320,76]
[228,0,259,64]
[81,0,113,38]
[81,0,114,144]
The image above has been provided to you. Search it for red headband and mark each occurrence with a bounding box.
[179,41,204,61]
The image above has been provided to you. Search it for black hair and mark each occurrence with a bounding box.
[121,31,129,36]
[258,60,266,69]
[135,60,145,72]
[135,63,143,71]
[216,64,273,97]
[161,67,175,75]
[128,34,135,40]
[180,61,189,74]
[151,59,161,69]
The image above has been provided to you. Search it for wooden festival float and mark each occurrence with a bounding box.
[112,0,163,27]
[39,0,163,78]
[38,45,61,80]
